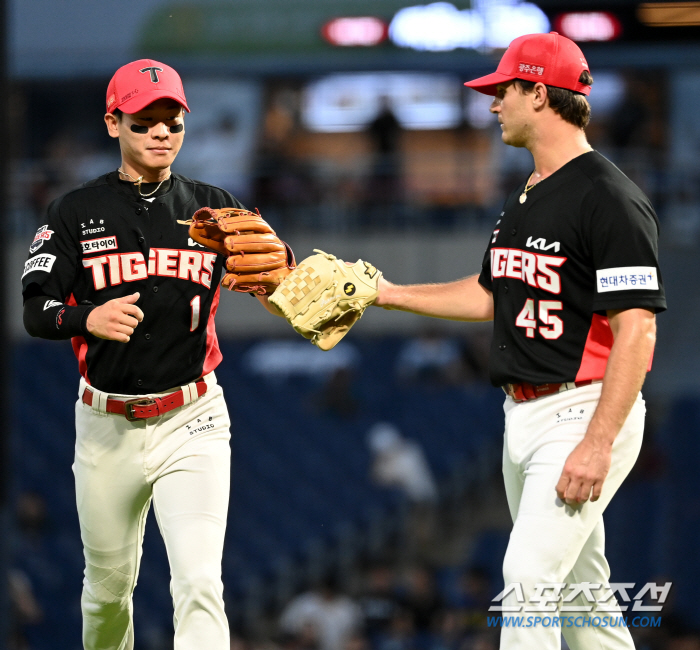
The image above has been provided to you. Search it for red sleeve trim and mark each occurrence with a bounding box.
[71,336,89,383]
[66,293,90,384]
[575,313,613,382]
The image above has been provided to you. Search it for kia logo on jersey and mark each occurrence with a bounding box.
[29,225,54,253]
[526,236,561,253]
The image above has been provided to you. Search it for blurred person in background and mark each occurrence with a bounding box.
[278,626,322,650]
[397,565,445,642]
[279,573,362,650]
[8,493,48,648]
[8,568,43,650]
[469,632,499,650]
[449,567,492,622]
[395,330,463,386]
[429,608,469,650]
[457,331,492,387]
[315,366,360,420]
[367,423,439,556]
[357,562,402,645]
[230,633,252,650]
[254,87,314,217]
[376,607,418,650]
[366,97,402,209]
[666,637,700,650]
[179,112,252,202]
[344,632,372,650]
[367,424,438,505]
[14,491,48,546]
[437,567,494,647]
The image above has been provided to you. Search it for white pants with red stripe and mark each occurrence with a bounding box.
[73,373,231,650]
[500,382,645,650]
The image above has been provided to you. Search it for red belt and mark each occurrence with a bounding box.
[82,380,208,421]
[502,379,600,403]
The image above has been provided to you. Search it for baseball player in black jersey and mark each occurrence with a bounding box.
[21,60,281,650]
[373,33,666,649]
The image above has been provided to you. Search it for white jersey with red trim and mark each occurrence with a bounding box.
[21,171,240,394]
[478,151,666,387]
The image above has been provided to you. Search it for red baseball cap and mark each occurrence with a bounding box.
[464,32,591,97]
[106,59,190,114]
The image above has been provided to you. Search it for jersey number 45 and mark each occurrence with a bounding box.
[515,298,563,340]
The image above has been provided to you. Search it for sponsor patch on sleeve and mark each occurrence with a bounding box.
[81,235,118,255]
[29,225,54,253]
[22,254,56,279]
[596,266,659,293]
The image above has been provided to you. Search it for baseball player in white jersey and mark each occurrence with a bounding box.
[371,32,666,649]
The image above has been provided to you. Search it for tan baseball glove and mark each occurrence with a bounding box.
[181,207,295,295]
[269,249,382,351]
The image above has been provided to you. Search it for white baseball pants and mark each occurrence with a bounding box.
[500,382,645,650]
[73,373,231,650]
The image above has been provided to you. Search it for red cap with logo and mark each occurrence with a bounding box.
[106,59,190,114]
[464,32,591,97]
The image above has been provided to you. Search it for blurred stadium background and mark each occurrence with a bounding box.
[5,1,700,649]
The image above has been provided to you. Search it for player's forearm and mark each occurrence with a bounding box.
[23,294,94,340]
[375,274,494,322]
[585,308,656,446]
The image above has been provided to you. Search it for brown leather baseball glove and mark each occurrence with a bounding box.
[182,207,295,295]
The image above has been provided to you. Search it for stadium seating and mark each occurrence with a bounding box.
[11,337,504,648]
[16,338,698,645]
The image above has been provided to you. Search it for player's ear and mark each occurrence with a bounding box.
[532,82,548,111]
[104,112,120,139]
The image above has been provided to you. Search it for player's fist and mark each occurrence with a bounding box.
[86,293,144,343]
[556,438,611,506]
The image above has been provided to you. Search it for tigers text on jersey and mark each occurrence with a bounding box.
[478,151,666,388]
[21,172,242,394]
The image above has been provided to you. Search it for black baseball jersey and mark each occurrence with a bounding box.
[478,151,666,388]
[21,172,242,394]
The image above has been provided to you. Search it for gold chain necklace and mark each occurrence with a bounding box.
[519,171,539,204]
[118,168,171,198]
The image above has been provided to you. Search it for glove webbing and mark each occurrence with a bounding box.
[276,266,323,307]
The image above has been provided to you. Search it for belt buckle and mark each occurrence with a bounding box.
[504,384,520,401]
[124,398,157,421]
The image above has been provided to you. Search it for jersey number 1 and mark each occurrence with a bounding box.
[515,298,563,340]
[190,296,201,332]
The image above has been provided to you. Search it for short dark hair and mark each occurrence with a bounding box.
[515,70,593,129]
[112,108,123,121]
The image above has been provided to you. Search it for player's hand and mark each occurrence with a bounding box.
[256,293,283,317]
[86,293,144,343]
[555,438,612,506]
